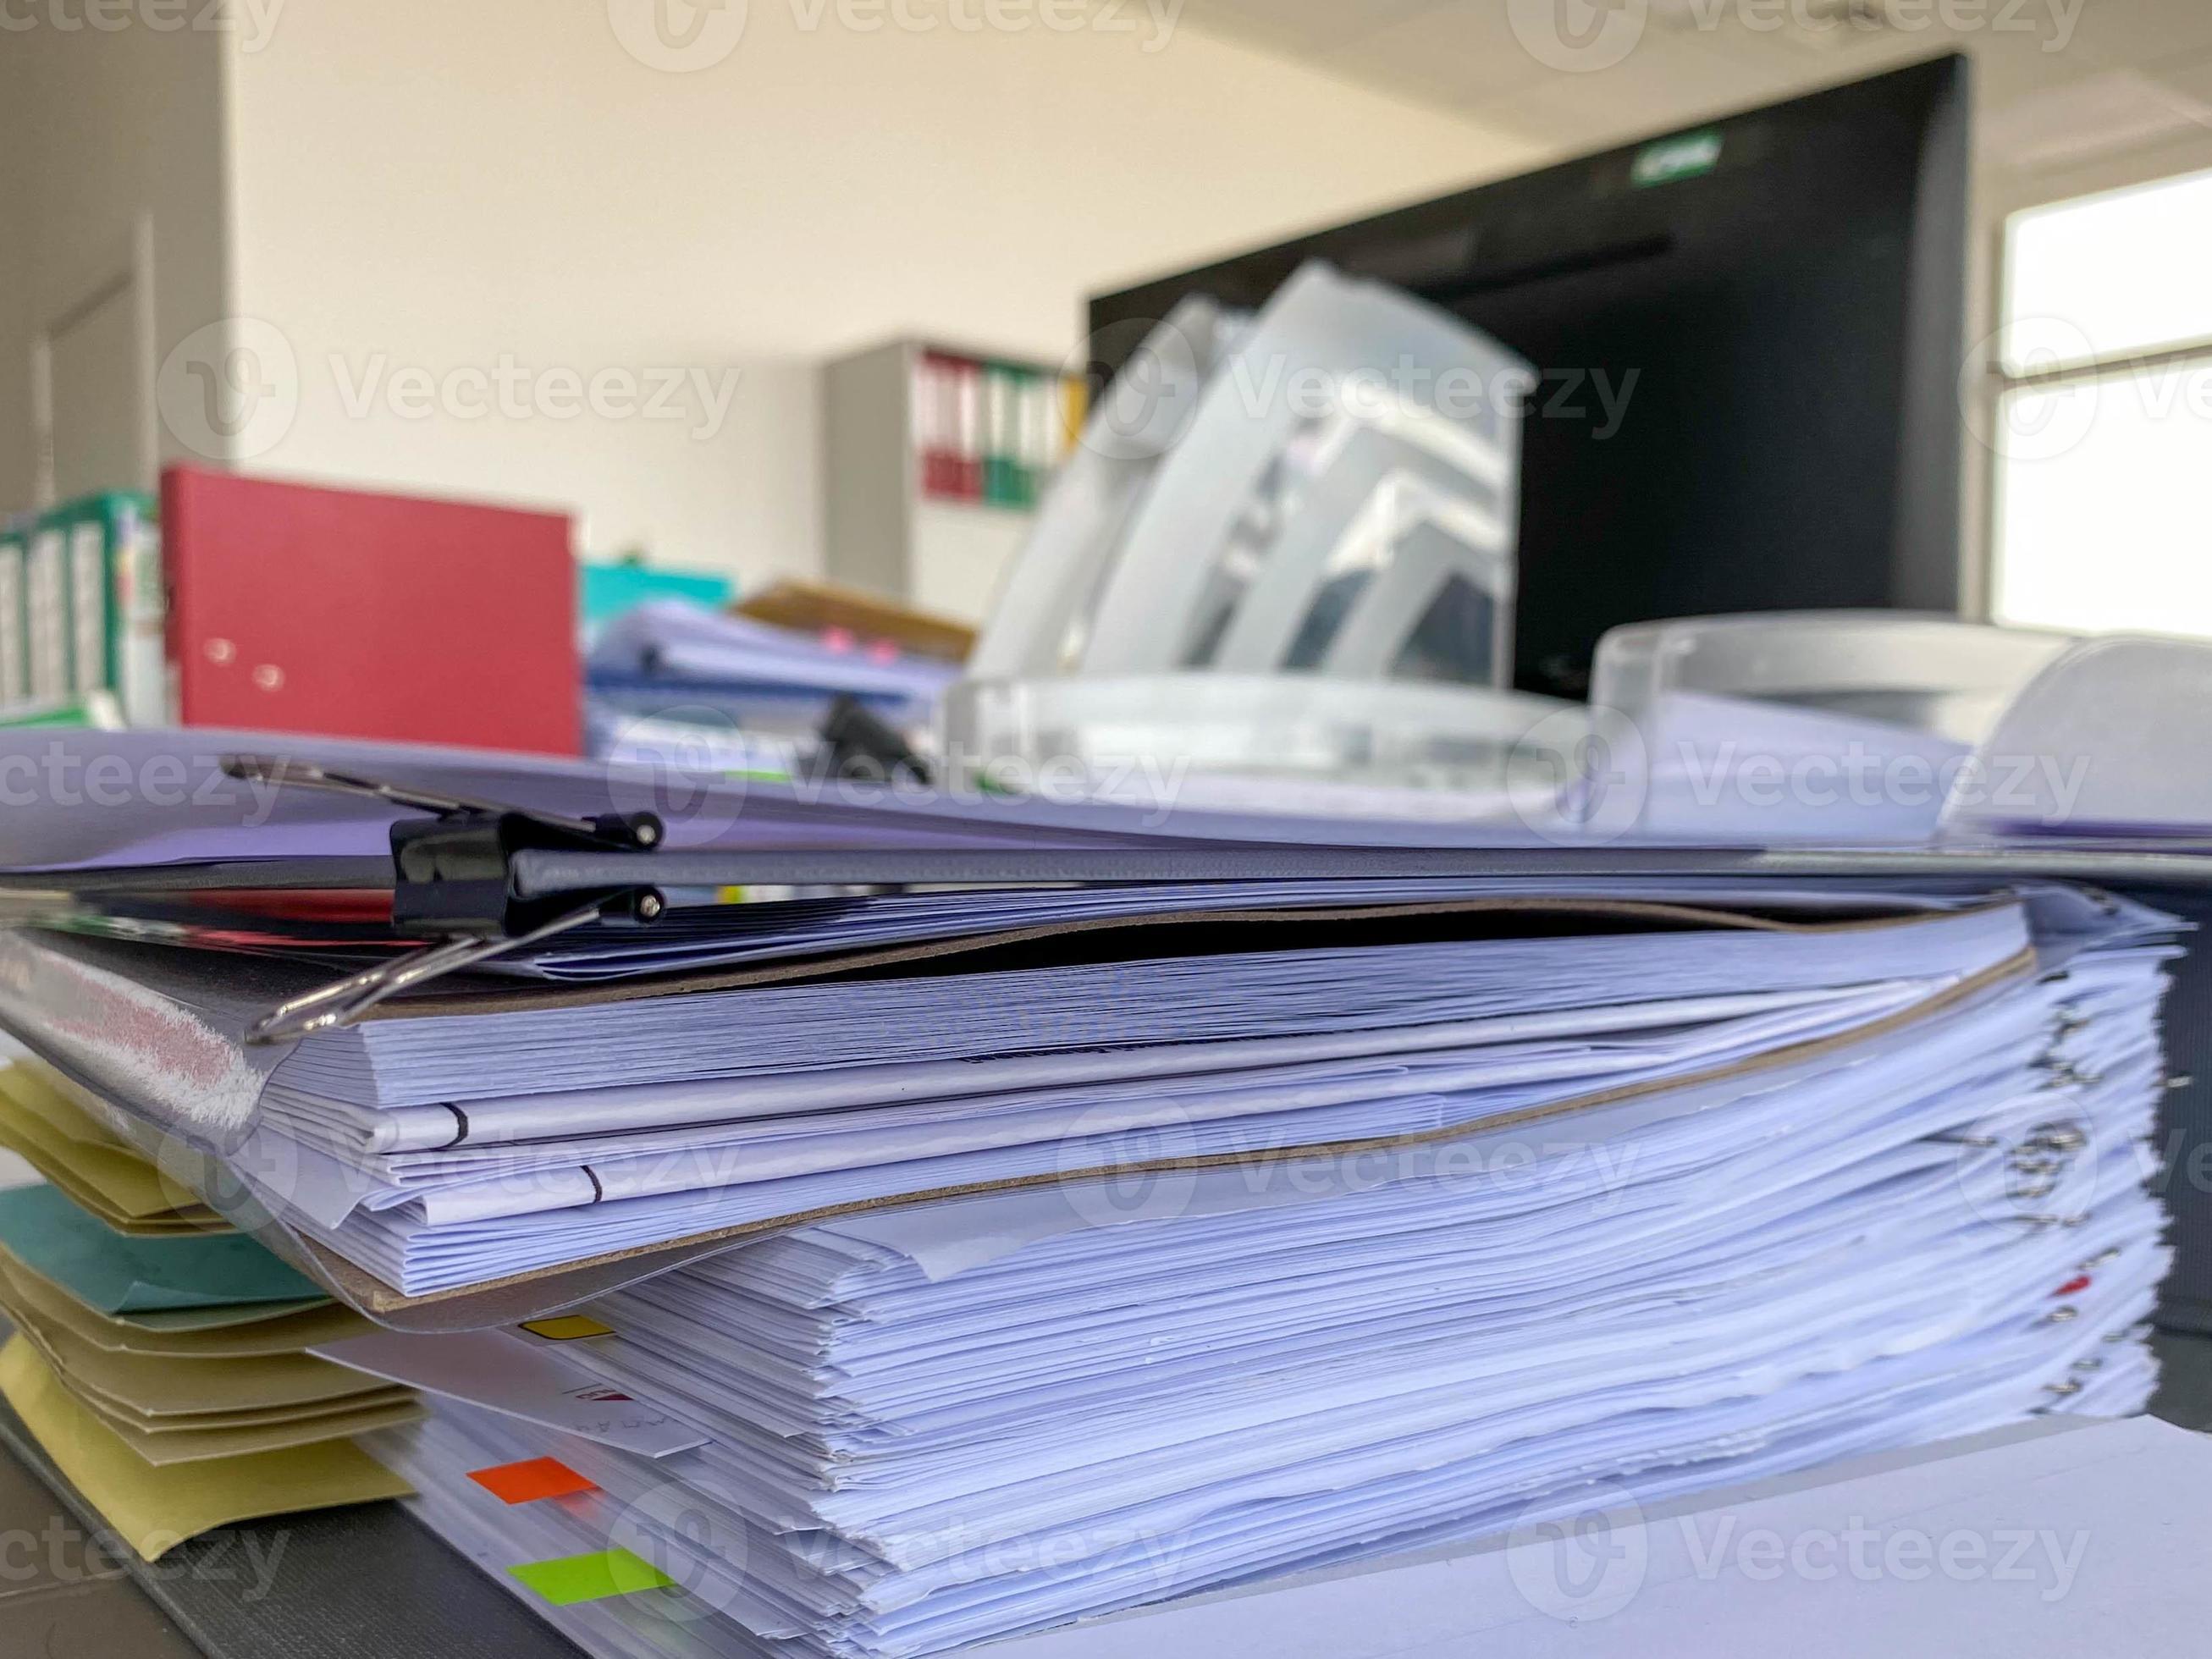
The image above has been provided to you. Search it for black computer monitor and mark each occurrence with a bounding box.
[1088,56,1971,700]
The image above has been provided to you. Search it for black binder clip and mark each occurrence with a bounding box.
[222,757,668,1046]
[812,694,933,788]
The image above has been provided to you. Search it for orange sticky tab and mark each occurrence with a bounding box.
[467,1458,597,1505]
[519,1315,615,1342]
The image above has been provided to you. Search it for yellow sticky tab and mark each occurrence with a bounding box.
[517,1315,614,1342]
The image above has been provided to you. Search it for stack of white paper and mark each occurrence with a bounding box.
[352,908,2176,1658]
[224,903,2054,1296]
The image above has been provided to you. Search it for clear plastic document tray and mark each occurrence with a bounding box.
[1592,611,2080,746]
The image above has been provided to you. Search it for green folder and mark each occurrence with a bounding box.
[0,1185,323,1315]
[578,560,733,632]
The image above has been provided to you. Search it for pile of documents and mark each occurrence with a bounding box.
[9,885,2129,1304]
[0,1059,416,1561]
[587,601,956,774]
[0,731,2188,1652]
[335,889,2175,1656]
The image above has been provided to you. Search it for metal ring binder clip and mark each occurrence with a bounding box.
[223,756,669,1047]
[2037,1059,2102,1089]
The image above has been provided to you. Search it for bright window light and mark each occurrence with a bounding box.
[1994,371,2212,635]
[1991,169,2212,640]
[2002,168,2212,373]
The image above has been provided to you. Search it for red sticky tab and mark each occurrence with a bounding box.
[468,1458,597,1505]
[2054,1275,2093,1298]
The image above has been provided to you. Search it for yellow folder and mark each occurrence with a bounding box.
[5,1295,403,1417]
[0,1336,414,1559]
[0,1066,227,1234]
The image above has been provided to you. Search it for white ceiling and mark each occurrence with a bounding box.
[1176,0,2212,174]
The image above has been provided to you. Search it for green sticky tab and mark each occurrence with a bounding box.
[507,1548,676,1607]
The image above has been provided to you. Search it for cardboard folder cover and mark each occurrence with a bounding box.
[0,1277,419,1463]
[8,1302,403,1419]
[69,1378,418,1441]
[0,1335,413,1558]
[6,1326,419,1463]
[0,1247,368,1359]
[93,1299,336,1336]
[36,1384,422,1469]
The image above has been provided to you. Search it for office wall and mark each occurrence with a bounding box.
[0,44,32,515]
[0,15,234,509]
[223,0,1544,582]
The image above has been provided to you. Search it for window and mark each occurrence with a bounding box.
[1989,168,2212,637]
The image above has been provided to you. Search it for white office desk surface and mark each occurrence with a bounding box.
[985,1415,2210,1658]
